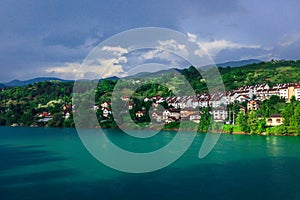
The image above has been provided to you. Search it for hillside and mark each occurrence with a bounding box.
[218,60,300,90]
[2,77,73,87]
[1,59,300,128]
[215,59,261,68]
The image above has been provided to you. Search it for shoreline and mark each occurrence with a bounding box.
[2,125,298,136]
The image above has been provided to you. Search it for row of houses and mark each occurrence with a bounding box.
[229,83,300,102]
[95,82,300,125]
[163,83,300,109]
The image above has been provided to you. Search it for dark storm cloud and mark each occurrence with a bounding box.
[0,0,299,81]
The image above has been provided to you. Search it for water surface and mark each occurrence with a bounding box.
[1,127,300,200]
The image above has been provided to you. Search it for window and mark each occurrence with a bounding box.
[276,119,281,123]
[267,119,272,123]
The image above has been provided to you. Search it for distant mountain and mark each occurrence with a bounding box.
[125,68,183,79]
[104,76,119,81]
[1,76,122,87]
[2,77,73,87]
[200,59,262,70]
[0,59,262,87]
[215,59,262,68]
[0,83,6,89]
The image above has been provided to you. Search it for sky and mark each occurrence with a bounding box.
[1,0,300,82]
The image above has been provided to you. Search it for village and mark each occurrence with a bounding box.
[95,82,300,127]
[28,81,300,129]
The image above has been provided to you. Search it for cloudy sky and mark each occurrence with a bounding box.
[1,0,300,82]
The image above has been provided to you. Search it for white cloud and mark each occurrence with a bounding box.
[101,46,129,57]
[198,40,260,57]
[157,39,189,57]
[93,57,126,78]
[137,39,189,63]
[187,33,261,58]
[187,32,197,43]
[239,53,274,62]
[139,49,170,61]
[45,55,127,80]
[45,62,82,80]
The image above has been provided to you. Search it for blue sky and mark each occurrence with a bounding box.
[1,0,300,81]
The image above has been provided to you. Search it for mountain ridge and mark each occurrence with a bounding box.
[0,59,262,88]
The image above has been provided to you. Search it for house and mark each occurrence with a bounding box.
[210,93,226,108]
[121,96,130,101]
[37,112,52,122]
[38,112,51,118]
[151,111,163,122]
[294,85,300,100]
[163,110,171,120]
[152,102,159,108]
[279,87,289,100]
[235,94,251,103]
[92,105,99,111]
[144,97,151,102]
[102,108,112,118]
[128,101,133,110]
[156,97,165,103]
[64,112,70,119]
[190,114,201,123]
[135,111,144,118]
[191,98,199,108]
[198,99,209,108]
[163,109,180,120]
[247,100,261,111]
[180,107,197,118]
[169,109,181,120]
[211,107,228,121]
[266,114,283,126]
[152,95,161,101]
[165,116,176,124]
[101,102,110,108]
[62,104,72,111]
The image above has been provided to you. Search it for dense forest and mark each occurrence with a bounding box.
[1,59,300,134]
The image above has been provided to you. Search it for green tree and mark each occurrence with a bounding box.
[48,113,64,127]
[292,103,300,135]
[236,111,249,133]
[198,108,212,132]
[257,118,266,134]
[247,110,259,135]
[20,112,34,126]
[0,117,6,126]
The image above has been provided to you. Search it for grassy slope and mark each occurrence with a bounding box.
[219,60,300,90]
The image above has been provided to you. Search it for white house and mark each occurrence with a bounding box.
[101,102,110,108]
[247,100,261,111]
[135,111,144,118]
[279,87,289,100]
[266,114,283,126]
[102,108,112,118]
[294,86,300,100]
[211,107,228,121]
[163,109,180,120]
[235,94,251,103]
[190,114,201,123]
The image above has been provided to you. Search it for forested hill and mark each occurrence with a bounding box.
[217,60,300,90]
[1,59,300,93]
[1,59,300,97]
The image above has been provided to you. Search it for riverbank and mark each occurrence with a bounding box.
[4,123,299,137]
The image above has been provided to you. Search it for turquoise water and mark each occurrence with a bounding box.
[1,127,300,199]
